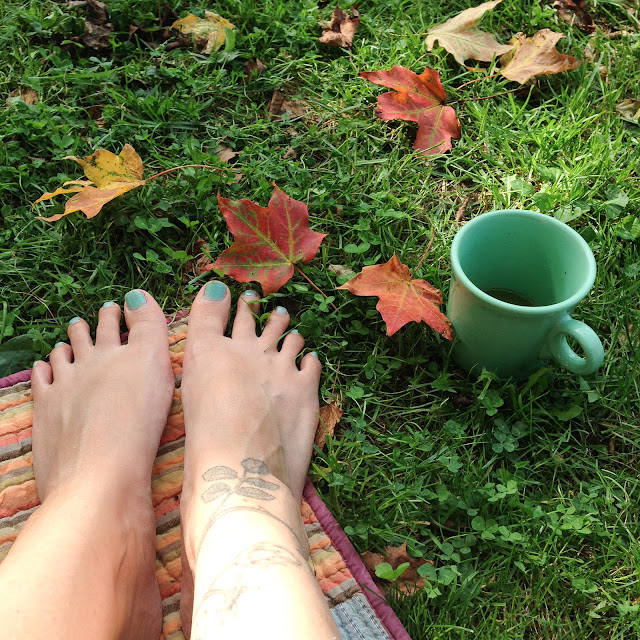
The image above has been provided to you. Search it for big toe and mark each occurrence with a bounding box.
[187,281,231,342]
[123,289,169,350]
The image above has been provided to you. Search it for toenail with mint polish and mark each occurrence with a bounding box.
[244,290,258,298]
[68,317,81,326]
[311,351,319,358]
[54,342,65,348]
[102,301,116,308]
[32,361,38,369]
[204,281,227,301]
[125,290,146,310]
[291,329,299,334]
[275,306,287,315]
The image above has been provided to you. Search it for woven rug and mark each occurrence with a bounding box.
[0,317,411,640]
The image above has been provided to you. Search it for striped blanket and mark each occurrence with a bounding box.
[0,317,410,640]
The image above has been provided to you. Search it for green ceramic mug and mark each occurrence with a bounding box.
[447,209,604,379]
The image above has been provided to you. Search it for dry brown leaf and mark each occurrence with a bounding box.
[268,91,308,118]
[425,0,513,65]
[616,99,640,124]
[315,401,344,448]
[553,0,595,33]
[319,5,360,48]
[6,87,38,106]
[172,11,235,54]
[328,264,356,278]
[215,145,238,163]
[244,58,267,79]
[82,18,113,49]
[500,29,582,84]
[361,542,433,595]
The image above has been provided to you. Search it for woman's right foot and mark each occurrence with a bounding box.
[179,282,323,637]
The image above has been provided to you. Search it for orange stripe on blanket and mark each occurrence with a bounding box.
[0,394,33,412]
[0,479,40,518]
[0,408,33,437]
[168,330,187,346]
[160,416,185,445]
[156,528,182,551]
[0,453,33,476]
[153,451,184,476]
[152,470,183,506]
[154,496,181,519]
[0,427,32,448]
[161,613,182,637]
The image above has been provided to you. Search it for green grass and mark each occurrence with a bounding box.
[1,0,639,637]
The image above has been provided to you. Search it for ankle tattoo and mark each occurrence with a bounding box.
[201,458,279,503]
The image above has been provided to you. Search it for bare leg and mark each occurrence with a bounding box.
[0,291,174,640]
[180,282,340,640]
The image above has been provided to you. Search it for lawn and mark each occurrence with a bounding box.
[1,0,639,637]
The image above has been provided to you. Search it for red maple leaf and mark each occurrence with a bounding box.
[359,65,461,155]
[212,185,327,295]
[339,254,453,339]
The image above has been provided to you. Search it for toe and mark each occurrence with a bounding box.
[123,289,168,350]
[67,317,93,358]
[50,342,73,372]
[260,306,290,351]
[230,290,261,339]
[95,302,122,348]
[279,329,305,358]
[188,281,231,341]
[300,351,322,379]
[30,361,53,399]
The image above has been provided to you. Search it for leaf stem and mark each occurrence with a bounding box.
[411,227,436,279]
[294,265,338,311]
[145,164,220,181]
[453,72,499,92]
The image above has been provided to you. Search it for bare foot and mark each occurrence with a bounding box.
[179,281,322,637]
[30,290,174,640]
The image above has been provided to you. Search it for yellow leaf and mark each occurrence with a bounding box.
[64,144,145,188]
[33,144,146,221]
[425,0,513,66]
[616,99,640,124]
[172,11,235,54]
[500,29,582,84]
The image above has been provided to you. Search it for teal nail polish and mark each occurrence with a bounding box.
[311,351,319,358]
[291,329,299,335]
[68,317,81,326]
[102,301,116,308]
[125,290,146,310]
[32,361,38,369]
[54,342,65,348]
[204,281,227,301]
[275,306,287,315]
[243,290,258,298]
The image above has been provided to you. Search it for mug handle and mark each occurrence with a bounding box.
[547,314,604,375]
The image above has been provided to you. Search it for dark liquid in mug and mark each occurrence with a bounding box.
[483,288,536,307]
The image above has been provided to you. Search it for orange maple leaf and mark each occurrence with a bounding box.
[359,65,461,155]
[339,254,453,339]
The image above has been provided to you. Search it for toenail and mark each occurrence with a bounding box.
[54,342,65,348]
[102,301,116,308]
[275,306,287,315]
[125,290,146,310]
[68,317,81,326]
[311,351,319,358]
[204,281,227,301]
[32,361,38,369]
[243,290,258,298]
[291,329,299,334]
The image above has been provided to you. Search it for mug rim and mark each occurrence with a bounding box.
[451,209,597,314]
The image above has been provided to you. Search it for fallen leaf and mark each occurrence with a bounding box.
[283,146,297,159]
[425,0,513,65]
[328,264,355,278]
[244,58,267,79]
[360,66,461,155]
[554,0,595,33]
[500,29,582,84]
[82,18,113,49]
[215,145,238,163]
[616,99,640,124]
[86,0,107,22]
[268,91,308,119]
[361,542,432,595]
[211,186,327,295]
[6,87,38,106]
[339,254,453,339]
[172,11,235,54]
[319,5,360,48]
[33,144,147,221]
[315,401,344,448]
